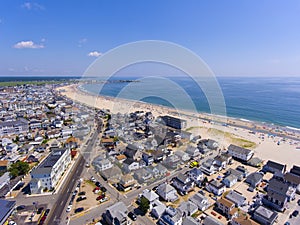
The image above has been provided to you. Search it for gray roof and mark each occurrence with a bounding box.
[254,205,278,220]
[177,201,198,216]
[202,216,223,225]
[225,190,246,206]
[265,160,286,171]
[0,199,16,223]
[228,144,253,155]
[182,216,198,225]
[106,202,127,221]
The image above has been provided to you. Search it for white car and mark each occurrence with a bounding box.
[100,197,108,203]
[66,205,72,212]
[9,222,17,225]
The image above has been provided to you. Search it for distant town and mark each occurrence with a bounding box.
[0,80,299,225]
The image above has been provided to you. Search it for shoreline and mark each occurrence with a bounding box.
[56,83,300,168]
[76,83,300,141]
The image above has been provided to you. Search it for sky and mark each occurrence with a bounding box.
[0,0,300,76]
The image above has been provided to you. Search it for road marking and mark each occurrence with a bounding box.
[60,201,64,206]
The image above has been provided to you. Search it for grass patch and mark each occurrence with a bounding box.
[185,126,204,132]
[207,128,256,149]
[86,180,96,187]
[191,210,202,218]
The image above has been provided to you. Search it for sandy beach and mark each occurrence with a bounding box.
[57,84,300,168]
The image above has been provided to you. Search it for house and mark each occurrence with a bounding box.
[248,157,263,167]
[226,168,244,181]
[151,200,166,219]
[227,144,254,161]
[141,189,159,207]
[214,155,228,170]
[5,143,18,152]
[202,216,223,225]
[225,190,246,207]
[0,172,10,190]
[253,206,278,225]
[177,201,198,217]
[290,165,300,176]
[160,206,183,225]
[123,158,140,172]
[201,158,216,175]
[232,213,260,225]
[174,150,190,162]
[119,174,136,192]
[262,177,295,212]
[189,192,210,211]
[187,168,204,184]
[245,172,263,188]
[100,166,122,184]
[94,159,113,172]
[156,182,179,202]
[115,154,127,163]
[236,166,249,178]
[263,160,286,174]
[30,148,71,194]
[154,163,168,177]
[185,145,200,158]
[182,216,198,225]
[158,115,187,130]
[152,150,165,162]
[124,144,142,160]
[222,174,238,188]
[142,152,154,166]
[163,155,180,170]
[104,201,128,225]
[206,180,226,196]
[0,160,9,173]
[216,197,238,219]
[172,173,194,194]
[134,168,153,183]
[284,172,300,193]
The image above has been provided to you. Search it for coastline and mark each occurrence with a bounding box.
[57,83,300,167]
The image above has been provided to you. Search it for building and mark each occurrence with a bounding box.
[94,159,113,172]
[206,180,226,196]
[222,174,238,188]
[232,213,260,225]
[202,216,223,225]
[103,202,128,225]
[177,201,198,217]
[158,115,187,130]
[263,160,286,174]
[156,183,178,202]
[262,177,295,212]
[0,199,16,225]
[172,173,194,194]
[217,197,238,219]
[0,119,29,137]
[227,144,254,161]
[189,192,210,211]
[253,206,278,225]
[30,148,71,194]
[119,174,136,192]
[245,172,263,188]
[225,190,246,207]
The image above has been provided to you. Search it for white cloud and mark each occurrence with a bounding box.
[13,40,44,49]
[88,51,102,57]
[21,2,45,10]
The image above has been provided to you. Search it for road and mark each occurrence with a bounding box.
[46,127,101,225]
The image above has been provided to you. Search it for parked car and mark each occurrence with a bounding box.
[292,210,299,217]
[75,207,84,213]
[16,205,26,211]
[76,196,87,202]
[90,176,96,182]
[66,205,72,212]
[78,191,86,196]
[297,199,300,206]
[100,197,108,203]
[95,181,102,187]
[101,186,107,192]
[96,194,105,201]
[128,212,137,221]
[44,209,50,216]
[37,207,44,214]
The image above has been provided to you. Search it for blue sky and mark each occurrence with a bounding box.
[0,0,300,76]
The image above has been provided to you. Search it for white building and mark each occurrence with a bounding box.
[30,148,71,194]
[227,144,254,161]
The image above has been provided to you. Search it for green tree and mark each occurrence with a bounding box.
[8,161,30,178]
[139,196,150,215]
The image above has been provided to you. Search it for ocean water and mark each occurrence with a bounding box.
[81,76,300,129]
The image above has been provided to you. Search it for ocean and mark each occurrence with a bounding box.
[1,75,299,129]
[80,76,300,130]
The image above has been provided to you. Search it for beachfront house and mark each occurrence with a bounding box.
[263,160,286,174]
[227,144,254,161]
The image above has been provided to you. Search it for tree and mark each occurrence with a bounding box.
[202,177,208,186]
[8,161,30,178]
[139,196,150,215]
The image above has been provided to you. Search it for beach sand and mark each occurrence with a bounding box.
[56,84,300,168]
